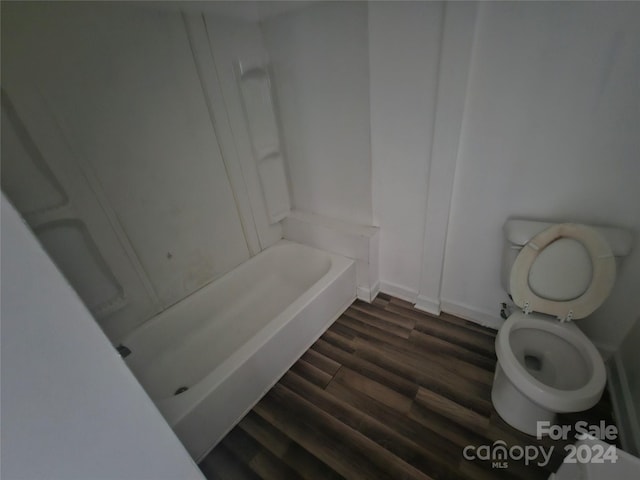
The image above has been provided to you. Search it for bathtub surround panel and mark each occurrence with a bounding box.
[202,14,284,250]
[0,83,159,340]
[262,1,372,225]
[0,99,68,215]
[182,13,262,256]
[6,3,251,307]
[283,210,380,302]
[35,220,125,316]
[1,98,127,318]
[124,241,355,461]
[2,3,294,341]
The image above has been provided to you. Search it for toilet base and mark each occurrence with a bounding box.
[492,363,557,436]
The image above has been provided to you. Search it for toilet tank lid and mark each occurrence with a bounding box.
[504,219,633,257]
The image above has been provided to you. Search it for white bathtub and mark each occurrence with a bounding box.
[123,240,355,461]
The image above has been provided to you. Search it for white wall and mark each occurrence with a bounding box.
[439,1,640,344]
[0,195,204,480]
[262,2,372,225]
[416,2,477,314]
[369,1,444,301]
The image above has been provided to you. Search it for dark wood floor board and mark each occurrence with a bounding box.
[439,311,498,337]
[311,338,419,398]
[350,300,417,330]
[412,315,496,357]
[300,348,341,376]
[357,334,495,388]
[238,411,291,459]
[199,294,618,480]
[198,455,225,480]
[290,358,335,388]
[240,411,346,480]
[282,443,347,480]
[265,383,431,480]
[324,378,460,457]
[324,381,470,480]
[250,450,301,480]
[408,400,488,449]
[334,311,495,374]
[409,329,496,371]
[387,296,415,309]
[278,371,391,448]
[331,366,414,414]
[352,336,494,402]
[221,428,261,465]
[335,314,413,349]
[253,389,387,480]
[385,298,497,338]
[333,313,494,380]
[342,308,414,339]
[201,444,261,480]
[372,296,390,308]
[386,301,490,338]
[222,428,301,480]
[318,326,356,352]
[415,387,490,435]
[351,337,493,416]
[386,298,498,343]
[282,370,463,480]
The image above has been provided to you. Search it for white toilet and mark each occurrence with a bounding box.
[492,219,632,436]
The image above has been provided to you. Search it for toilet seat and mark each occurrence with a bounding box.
[510,223,616,320]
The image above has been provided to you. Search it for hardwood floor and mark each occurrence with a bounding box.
[199,293,617,480]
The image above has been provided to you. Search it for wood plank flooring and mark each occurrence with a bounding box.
[199,293,617,480]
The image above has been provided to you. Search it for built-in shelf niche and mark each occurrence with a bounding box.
[237,59,291,224]
[35,220,127,317]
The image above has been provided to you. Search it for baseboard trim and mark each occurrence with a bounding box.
[379,281,418,304]
[607,352,640,456]
[440,299,501,330]
[357,281,380,303]
[414,295,441,316]
[371,281,380,300]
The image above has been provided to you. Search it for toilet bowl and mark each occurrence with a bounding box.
[493,311,606,435]
[492,220,632,436]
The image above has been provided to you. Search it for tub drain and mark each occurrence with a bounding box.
[174,386,189,396]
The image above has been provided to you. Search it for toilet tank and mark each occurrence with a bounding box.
[501,219,633,294]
